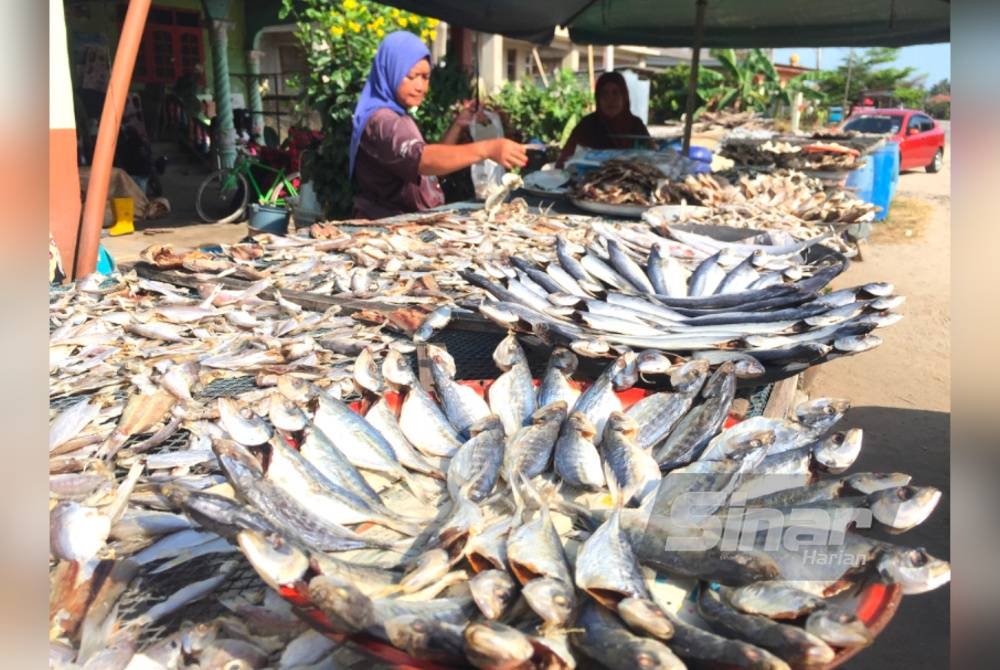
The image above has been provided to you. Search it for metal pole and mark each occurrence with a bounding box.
[682,0,707,155]
[843,48,854,112]
[587,45,595,111]
[246,50,265,140]
[75,0,152,278]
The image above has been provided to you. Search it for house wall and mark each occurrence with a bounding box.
[63,0,249,108]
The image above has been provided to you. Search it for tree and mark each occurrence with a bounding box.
[817,48,924,107]
[696,49,823,116]
[928,78,950,96]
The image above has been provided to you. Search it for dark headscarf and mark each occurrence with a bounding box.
[349,31,430,177]
[556,71,650,166]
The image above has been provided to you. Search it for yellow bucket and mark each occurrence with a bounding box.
[109,197,135,236]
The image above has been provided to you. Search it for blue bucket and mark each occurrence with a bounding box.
[870,142,900,221]
[248,204,290,235]
[845,159,875,207]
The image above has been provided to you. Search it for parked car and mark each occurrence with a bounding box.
[841,108,945,173]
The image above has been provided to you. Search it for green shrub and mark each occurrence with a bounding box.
[488,69,593,146]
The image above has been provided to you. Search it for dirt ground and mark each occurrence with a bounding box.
[804,147,950,669]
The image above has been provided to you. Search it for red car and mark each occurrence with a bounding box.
[842,108,945,173]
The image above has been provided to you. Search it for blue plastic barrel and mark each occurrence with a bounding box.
[870,142,900,221]
[845,159,875,208]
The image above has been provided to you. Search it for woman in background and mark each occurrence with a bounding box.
[556,71,652,168]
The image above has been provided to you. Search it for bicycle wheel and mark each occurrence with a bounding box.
[195,169,249,223]
[263,171,300,207]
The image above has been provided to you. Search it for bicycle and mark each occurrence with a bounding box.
[195,145,300,223]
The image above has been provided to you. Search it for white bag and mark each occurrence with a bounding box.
[468,110,506,200]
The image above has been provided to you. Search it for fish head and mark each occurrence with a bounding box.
[670,359,711,393]
[605,412,639,441]
[618,597,675,640]
[493,334,527,371]
[469,414,504,437]
[426,344,457,378]
[353,348,385,394]
[570,338,610,358]
[180,621,219,656]
[550,347,579,375]
[210,438,264,482]
[238,530,309,591]
[795,397,850,427]
[806,610,874,647]
[846,472,912,494]
[50,501,111,563]
[469,570,517,620]
[813,428,863,473]
[611,351,639,390]
[637,350,673,376]
[567,412,598,440]
[307,574,374,629]
[733,357,766,379]
[877,547,951,594]
[382,349,417,387]
[533,401,568,425]
[870,485,942,531]
[861,281,894,297]
[521,577,575,627]
[463,621,534,666]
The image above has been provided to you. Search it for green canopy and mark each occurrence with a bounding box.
[382,0,949,47]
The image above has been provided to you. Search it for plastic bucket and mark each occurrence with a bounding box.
[845,158,875,208]
[869,143,900,221]
[248,204,290,235]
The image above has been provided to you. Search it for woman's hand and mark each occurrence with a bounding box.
[487,138,529,169]
[452,100,482,129]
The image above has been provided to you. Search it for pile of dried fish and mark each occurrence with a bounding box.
[50,333,948,668]
[571,159,676,206]
[730,170,879,223]
[463,224,901,375]
[721,140,866,172]
[138,209,595,307]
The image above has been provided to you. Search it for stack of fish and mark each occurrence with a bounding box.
[571,159,676,206]
[463,225,901,376]
[720,141,866,172]
[49,337,949,668]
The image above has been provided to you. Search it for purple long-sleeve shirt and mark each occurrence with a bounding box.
[352,108,445,219]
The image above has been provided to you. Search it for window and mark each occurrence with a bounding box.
[843,115,902,135]
[919,116,936,132]
[507,49,518,81]
[124,5,204,85]
[907,114,924,133]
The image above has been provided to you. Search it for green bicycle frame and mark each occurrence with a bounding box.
[223,153,299,205]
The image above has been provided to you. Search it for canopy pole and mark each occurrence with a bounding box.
[587,45,595,109]
[682,0,707,155]
[75,0,152,278]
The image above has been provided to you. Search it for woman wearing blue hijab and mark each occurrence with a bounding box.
[350,31,529,219]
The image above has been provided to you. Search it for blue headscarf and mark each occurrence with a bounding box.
[349,31,430,177]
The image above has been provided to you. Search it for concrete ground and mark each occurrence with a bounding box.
[103,140,951,667]
[103,143,252,263]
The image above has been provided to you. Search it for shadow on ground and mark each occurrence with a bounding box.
[838,406,949,670]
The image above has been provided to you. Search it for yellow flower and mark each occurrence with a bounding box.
[397,17,408,27]
[348,20,361,32]
[376,28,385,38]
[342,0,357,9]
[329,25,344,36]
[391,8,400,18]
[427,18,440,28]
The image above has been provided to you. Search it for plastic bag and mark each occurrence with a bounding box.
[469,110,505,200]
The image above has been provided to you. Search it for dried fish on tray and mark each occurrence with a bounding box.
[721,138,867,172]
[461,224,902,382]
[49,336,947,669]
